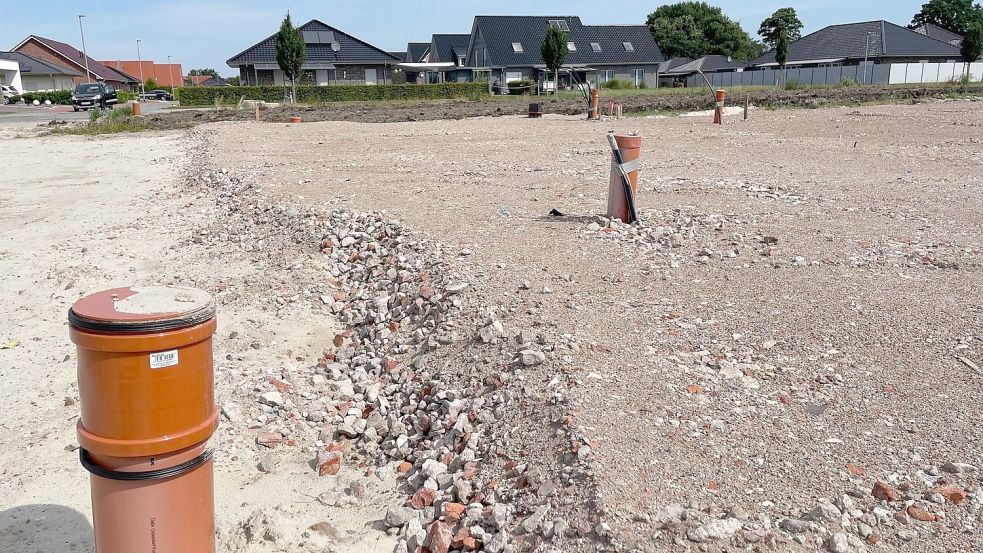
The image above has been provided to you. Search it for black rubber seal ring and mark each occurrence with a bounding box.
[68,304,216,333]
[79,448,213,481]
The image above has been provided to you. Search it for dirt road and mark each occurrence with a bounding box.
[1,99,981,553]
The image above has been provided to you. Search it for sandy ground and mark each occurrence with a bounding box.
[1,98,981,553]
[0,131,396,552]
[206,100,983,551]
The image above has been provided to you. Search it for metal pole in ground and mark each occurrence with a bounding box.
[136,40,145,97]
[168,55,176,92]
[78,15,91,82]
[744,95,749,121]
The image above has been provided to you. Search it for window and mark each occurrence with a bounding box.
[598,70,614,84]
[567,42,577,51]
[623,42,634,52]
[633,69,644,87]
[458,56,465,66]
[548,20,570,31]
[512,42,524,53]
[505,71,523,83]
[591,43,602,52]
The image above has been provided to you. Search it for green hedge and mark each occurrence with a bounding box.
[176,82,488,106]
[11,90,73,105]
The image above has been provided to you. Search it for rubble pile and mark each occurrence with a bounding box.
[187,167,594,553]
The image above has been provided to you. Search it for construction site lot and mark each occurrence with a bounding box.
[1,99,981,553]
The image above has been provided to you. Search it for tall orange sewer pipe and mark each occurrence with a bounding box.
[70,286,218,553]
[713,89,726,124]
[606,133,641,223]
[590,88,600,120]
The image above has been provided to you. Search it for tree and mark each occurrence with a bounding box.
[187,68,219,78]
[910,0,983,35]
[275,12,306,102]
[774,30,790,88]
[758,7,803,48]
[144,77,160,90]
[540,26,569,95]
[646,2,763,60]
[962,19,983,74]
[226,76,241,86]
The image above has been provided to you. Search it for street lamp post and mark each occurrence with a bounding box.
[136,39,145,96]
[168,55,176,92]
[78,15,91,82]
[862,31,874,84]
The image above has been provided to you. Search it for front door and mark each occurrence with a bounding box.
[365,68,377,85]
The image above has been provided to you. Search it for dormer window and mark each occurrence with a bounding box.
[590,43,602,52]
[548,20,570,31]
[512,42,524,53]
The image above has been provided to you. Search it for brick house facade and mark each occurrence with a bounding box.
[13,36,140,90]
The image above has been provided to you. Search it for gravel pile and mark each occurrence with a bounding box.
[186,165,602,553]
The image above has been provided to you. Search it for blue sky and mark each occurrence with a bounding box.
[2,1,925,76]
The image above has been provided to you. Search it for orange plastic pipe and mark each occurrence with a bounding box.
[590,88,600,120]
[70,286,218,553]
[131,101,141,116]
[606,133,641,223]
[713,89,726,124]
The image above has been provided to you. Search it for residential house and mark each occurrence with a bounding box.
[101,60,184,88]
[402,42,432,84]
[749,21,962,69]
[0,51,80,91]
[912,23,962,47]
[0,58,20,92]
[185,75,229,87]
[656,57,691,86]
[427,34,471,82]
[12,35,140,89]
[464,16,664,91]
[227,19,403,86]
[659,55,745,86]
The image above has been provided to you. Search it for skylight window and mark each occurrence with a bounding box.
[567,42,577,51]
[512,42,524,53]
[548,20,570,31]
[623,42,635,52]
[591,43,602,52]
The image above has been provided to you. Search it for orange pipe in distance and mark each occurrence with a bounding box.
[70,286,218,553]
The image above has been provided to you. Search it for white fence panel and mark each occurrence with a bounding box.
[904,64,922,84]
[923,63,941,83]
[970,63,983,81]
[889,64,907,84]
[937,63,955,82]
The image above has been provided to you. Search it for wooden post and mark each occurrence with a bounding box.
[255,103,260,122]
[744,95,749,121]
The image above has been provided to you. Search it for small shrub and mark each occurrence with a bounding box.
[118,90,138,102]
[15,90,73,105]
[838,78,860,87]
[601,79,634,90]
[507,79,536,95]
[89,108,103,122]
[784,79,806,90]
[175,82,488,106]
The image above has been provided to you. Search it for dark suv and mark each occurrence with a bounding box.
[72,82,118,111]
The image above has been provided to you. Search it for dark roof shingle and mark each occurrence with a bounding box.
[430,34,470,63]
[15,36,138,83]
[227,20,401,67]
[471,16,664,67]
[0,51,81,76]
[751,20,961,66]
[406,43,431,62]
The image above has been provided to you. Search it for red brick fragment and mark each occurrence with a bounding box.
[256,432,283,448]
[872,481,897,501]
[932,486,967,504]
[316,450,342,476]
[906,505,937,522]
[427,521,453,553]
[443,502,466,522]
[410,488,436,509]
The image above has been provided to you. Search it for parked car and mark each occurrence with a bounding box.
[71,82,117,111]
[1,84,18,104]
[141,89,174,101]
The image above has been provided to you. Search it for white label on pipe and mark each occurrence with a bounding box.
[149,350,179,369]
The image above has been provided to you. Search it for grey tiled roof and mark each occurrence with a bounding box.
[657,57,692,73]
[912,23,962,46]
[430,34,470,63]
[227,20,401,67]
[15,36,138,83]
[751,20,961,65]
[470,16,664,67]
[0,51,81,76]
[406,43,431,62]
[388,51,407,61]
[664,55,746,75]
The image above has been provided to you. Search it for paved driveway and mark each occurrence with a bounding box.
[0,100,174,124]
